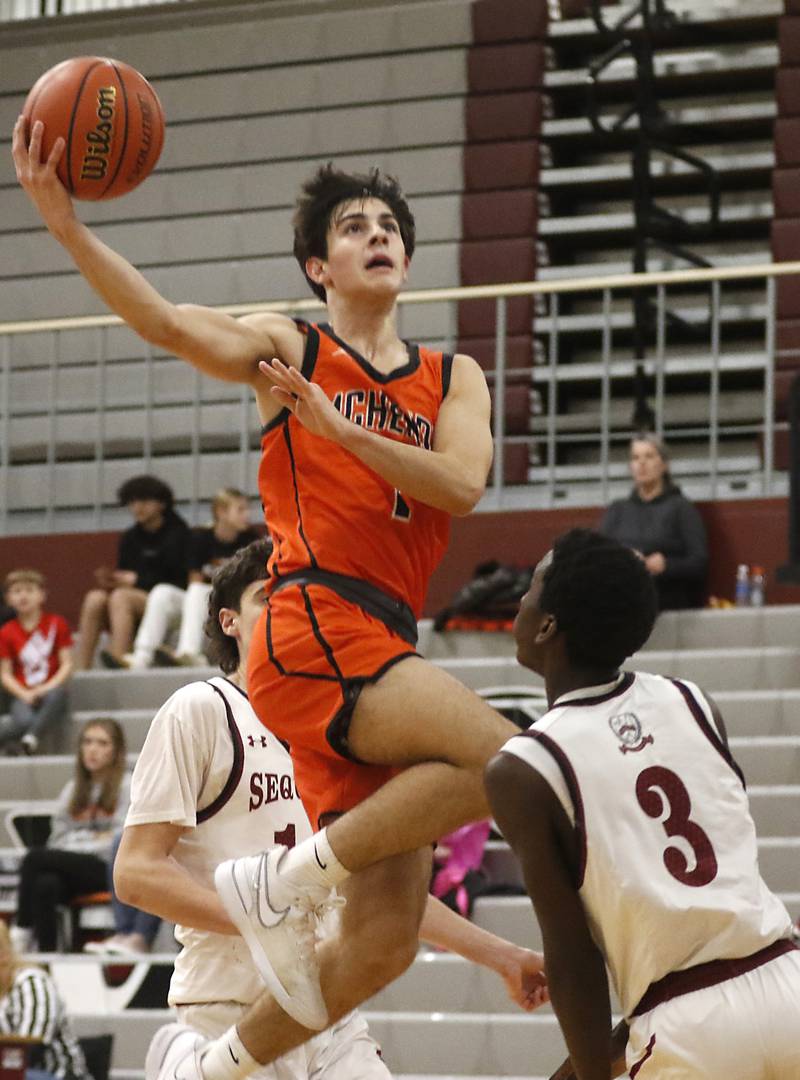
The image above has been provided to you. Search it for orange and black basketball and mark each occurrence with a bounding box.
[22,56,165,201]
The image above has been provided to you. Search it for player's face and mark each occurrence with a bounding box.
[235,579,268,662]
[80,725,116,775]
[629,439,666,490]
[5,581,45,617]
[315,197,409,300]
[513,552,552,673]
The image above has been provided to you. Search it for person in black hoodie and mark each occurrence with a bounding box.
[599,434,707,610]
[75,475,191,669]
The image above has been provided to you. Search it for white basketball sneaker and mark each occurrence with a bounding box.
[214,846,332,1031]
[144,1023,206,1080]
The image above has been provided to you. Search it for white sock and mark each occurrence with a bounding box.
[199,1026,260,1080]
[278,827,350,893]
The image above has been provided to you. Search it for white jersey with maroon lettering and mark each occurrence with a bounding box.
[126,675,312,1007]
[501,670,793,1018]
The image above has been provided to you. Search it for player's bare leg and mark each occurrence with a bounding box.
[203,849,431,1079]
[215,657,516,1027]
[75,589,110,669]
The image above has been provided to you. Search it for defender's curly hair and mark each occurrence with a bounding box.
[540,529,658,670]
[204,538,273,674]
[293,163,416,301]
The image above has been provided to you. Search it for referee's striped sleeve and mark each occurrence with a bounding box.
[15,971,57,1040]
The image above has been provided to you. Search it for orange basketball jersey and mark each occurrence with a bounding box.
[258,321,453,617]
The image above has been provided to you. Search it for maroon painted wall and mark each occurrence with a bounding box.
[0,499,795,628]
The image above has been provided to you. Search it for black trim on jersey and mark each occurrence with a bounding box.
[196,682,245,824]
[326,651,417,763]
[283,423,318,568]
[553,671,635,711]
[670,678,746,788]
[318,322,421,383]
[260,320,321,436]
[516,728,588,890]
[441,353,454,399]
[271,568,418,647]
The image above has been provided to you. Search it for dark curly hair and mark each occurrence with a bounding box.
[293,163,416,301]
[117,474,174,510]
[539,529,657,670]
[204,538,273,674]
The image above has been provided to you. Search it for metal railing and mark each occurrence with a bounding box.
[0,260,797,535]
[0,0,190,19]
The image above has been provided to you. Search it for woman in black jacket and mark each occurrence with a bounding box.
[599,434,708,610]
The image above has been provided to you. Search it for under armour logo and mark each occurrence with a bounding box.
[247,734,268,748]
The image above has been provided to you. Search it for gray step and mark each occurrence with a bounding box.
[421,607,800,660]
[70,1008,568,1076]
[714,691,800,738]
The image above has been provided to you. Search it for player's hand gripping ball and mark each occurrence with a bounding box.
[23,56,165,201]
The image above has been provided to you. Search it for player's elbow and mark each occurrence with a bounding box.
[113,853,145,907]
[448,478,485,517]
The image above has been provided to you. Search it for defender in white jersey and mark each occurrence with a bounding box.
[115,540,548,1080]
[485,529,800,1080]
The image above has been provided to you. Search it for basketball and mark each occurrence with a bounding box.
[22,56,165,201]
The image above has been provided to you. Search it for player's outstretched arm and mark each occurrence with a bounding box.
[12,117,303,387]
[419,894,548,1011]
[486,752,614,1080]
[260,351,493,516]
[114,821,237,935]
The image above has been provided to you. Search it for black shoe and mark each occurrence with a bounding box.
[153,646,179,668]
[99,649,129,670]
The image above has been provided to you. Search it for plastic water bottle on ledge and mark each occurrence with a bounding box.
[735,564,750,607]
[749,566,766,607]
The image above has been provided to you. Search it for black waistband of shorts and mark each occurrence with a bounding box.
[630,937,797,1018]
[270,569,418,647]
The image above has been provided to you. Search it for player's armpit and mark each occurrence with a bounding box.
[167,307,304,386]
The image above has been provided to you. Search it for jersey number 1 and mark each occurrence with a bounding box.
[635,766,718,888]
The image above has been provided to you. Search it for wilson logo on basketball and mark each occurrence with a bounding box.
[80,85,116,181]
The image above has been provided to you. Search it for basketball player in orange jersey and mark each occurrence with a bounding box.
[14,119,538,1064]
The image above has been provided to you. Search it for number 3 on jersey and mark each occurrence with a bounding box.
[392,489,412,522]
[635,766,718,888]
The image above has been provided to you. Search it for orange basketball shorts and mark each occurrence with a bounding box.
[247,580,418,830]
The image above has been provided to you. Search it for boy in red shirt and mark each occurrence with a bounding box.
[0,569,73,755]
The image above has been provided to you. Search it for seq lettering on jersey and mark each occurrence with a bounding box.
[249,770,296,812]
[332,388,433,449]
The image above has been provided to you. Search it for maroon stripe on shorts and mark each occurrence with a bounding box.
[630,937,797,1018]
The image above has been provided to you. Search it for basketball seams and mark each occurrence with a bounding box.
[100,60,130,200]
[65,58,104,197]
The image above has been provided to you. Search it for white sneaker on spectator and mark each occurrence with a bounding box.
[20,733,38,755]
[214,847,333,1030]
[9,926,33,953]
[145,1023,206,1080]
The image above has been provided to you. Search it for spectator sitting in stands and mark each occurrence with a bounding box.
[83,830,161,956]
[74,474,191,670]
[10,718,130,954]
[125,487,261,670]
[599,433,708,610]
[0,921,91,1080]
[0,570,73,756]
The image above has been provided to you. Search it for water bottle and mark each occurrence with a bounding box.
[735,564,750,607]
[749,566,766,607]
